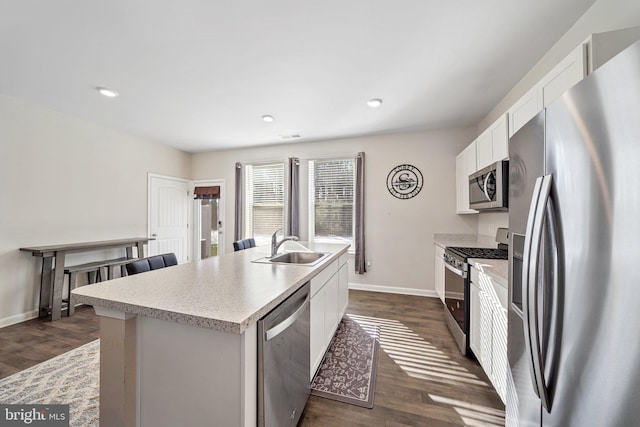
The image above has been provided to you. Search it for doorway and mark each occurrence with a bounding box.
[193,180,225,259]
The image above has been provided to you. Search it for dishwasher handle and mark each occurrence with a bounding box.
[265,295,309,341]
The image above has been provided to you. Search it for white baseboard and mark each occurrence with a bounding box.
[0,309,39,328]
[348,282,438,298]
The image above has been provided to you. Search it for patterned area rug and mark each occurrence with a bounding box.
[310,316,380,408]
[0,340,99,427]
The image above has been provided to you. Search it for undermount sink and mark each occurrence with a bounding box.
[253,251,329,266]
[270,251,326,264]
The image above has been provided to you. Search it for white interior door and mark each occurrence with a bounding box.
[148,174,189,263]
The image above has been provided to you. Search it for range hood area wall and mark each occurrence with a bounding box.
[477,212,509,238]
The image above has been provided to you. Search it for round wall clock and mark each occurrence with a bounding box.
[386,164,423,199]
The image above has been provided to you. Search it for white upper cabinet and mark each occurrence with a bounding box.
[539,43,587,108]
[456,141,478,214]
[475,129,492,171]
[587,26,640,73]
[476,114,509,170]
[508,27,640,138]
[508,86,541,138]
[508,44,587,138]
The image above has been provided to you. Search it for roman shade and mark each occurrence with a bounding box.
[194,186,220,199]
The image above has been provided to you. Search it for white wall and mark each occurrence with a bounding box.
[479,0,640,130]
[477,212,509,238]
[0,95,191,326]
[192,130,478,296]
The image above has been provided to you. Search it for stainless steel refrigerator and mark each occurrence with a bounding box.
[507,40,640,427]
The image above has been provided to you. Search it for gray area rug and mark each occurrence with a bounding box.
[310,316,380,408]
[0,340,99,427]
[0,318,380,424]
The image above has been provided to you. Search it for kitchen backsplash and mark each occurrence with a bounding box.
[478,212,508,237]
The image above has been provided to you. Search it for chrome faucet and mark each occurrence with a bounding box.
[271,229,299,257]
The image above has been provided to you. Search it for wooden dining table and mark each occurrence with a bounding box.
[20,237,153,321]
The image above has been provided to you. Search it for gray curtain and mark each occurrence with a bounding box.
[286,157,300,237]
[355,152,366,274]
[234,162,243,241]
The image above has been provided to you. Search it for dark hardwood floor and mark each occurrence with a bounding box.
[0,291,504,426]
[301,290,505,426]
[0,306,99,380]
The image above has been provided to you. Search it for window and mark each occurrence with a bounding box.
[243,162,284,246]
[308,158,355,244]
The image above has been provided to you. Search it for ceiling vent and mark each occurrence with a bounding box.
[281,134,302,139]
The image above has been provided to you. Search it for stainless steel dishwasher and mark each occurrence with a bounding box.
[258,282,310,427]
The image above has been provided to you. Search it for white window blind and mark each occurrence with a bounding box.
[244,162,284,246]
[308,158,355,244]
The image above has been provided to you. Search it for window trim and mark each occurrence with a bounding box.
[307,156,356,252]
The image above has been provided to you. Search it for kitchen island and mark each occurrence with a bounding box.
[72,242,349,427]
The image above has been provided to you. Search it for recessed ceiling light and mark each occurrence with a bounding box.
[262,115,274,123]
[367,98,383,108]
[96,87,119,98]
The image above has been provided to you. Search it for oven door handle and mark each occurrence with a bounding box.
[445,262,467,278]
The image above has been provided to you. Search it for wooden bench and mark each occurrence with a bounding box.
[20,237,153,321]
[64,260,105,316]
[65,257,137,316]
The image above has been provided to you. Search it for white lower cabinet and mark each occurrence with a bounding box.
[469,278,482,359]
[434,245,445,303]
[310,286,327,379]
[310,253,349,380]
[338,255,349,317]
[323,274,340,345]
[470,266,507,403]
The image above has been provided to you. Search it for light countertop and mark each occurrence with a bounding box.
[469,258,508,288]
[72,242,349,334]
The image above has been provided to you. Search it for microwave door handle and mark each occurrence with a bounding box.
[483,172,493,201]
[522,176,543,400]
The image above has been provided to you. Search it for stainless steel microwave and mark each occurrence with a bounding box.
[468,160,509,211]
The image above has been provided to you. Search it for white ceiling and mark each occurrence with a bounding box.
[0,0,597,153]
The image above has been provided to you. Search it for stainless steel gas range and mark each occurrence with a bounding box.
[443,233,508,356]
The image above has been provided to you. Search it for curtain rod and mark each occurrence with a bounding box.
[237,152,359,166]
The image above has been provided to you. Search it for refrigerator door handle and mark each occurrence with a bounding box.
[522,177,543,398]
[523,174,553,412]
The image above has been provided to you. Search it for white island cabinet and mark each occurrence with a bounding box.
[73,242,349,427]
[310,252,349,380]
